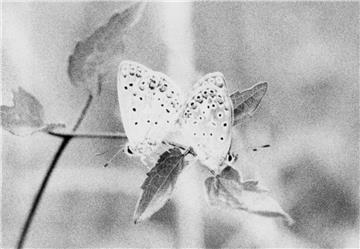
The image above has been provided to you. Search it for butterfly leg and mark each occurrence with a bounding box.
[139,155,154,170]
[103,144,126,167]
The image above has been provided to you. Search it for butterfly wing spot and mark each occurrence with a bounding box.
[159,84,167,92]
[216,95,224,104]
[202,90,209,98]
[195,94,202,103]
[190,101,197,109]
[129,68,135,76]
[149,79,156,89]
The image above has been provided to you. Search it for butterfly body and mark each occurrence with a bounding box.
[179,73,233,173]
[117,61,184,162]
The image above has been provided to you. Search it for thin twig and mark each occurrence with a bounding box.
[16,94,93,249]
[72,94,93,131]
[47,131,127,139]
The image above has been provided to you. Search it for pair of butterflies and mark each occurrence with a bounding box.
[117,60,234,174]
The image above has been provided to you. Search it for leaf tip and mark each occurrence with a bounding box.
[122,2,147,29]
[133,213,143,224]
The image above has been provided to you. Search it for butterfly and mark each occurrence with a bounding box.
[117,61,185,164]
[118,61,234,174]
[178,72,234,174]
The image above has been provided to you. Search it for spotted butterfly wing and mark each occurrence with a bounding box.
[117,61,184,160]
[179,72,233,174]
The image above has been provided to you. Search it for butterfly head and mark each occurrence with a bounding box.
[124,144,135,156]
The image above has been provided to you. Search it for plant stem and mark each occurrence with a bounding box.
[16,94,93,249]
[47,131,127,139]
[16,137,71,249]
[72,94,93,131]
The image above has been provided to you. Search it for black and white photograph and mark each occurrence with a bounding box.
[1,1,359,248]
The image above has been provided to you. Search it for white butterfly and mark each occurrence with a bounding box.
[118,61,233,174]
[178,72,234,174]
[117,61,184,164]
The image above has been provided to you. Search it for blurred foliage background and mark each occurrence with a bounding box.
[2,2,359,248]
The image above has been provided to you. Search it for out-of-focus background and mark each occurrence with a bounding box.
[2,2,359,248]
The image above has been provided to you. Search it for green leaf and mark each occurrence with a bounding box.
[230,82,268,126]
[0,87,65,136]
[205,166,294,226]
[241,180,269,193]
[133,146,193,223]
[68,2,146,95]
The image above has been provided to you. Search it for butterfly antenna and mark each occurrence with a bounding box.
[103,146,125,167]
[95,150,108,156]
[251,144,271,152]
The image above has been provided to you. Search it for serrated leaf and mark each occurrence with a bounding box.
[133,147,191,223]
[205,166,294,225]
[68,2,146,95]
[230,82,268,126]
[0,87,65,136]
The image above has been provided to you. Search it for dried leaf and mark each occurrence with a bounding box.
[230,82,268,126]
[133,146,192,223]
[68,2,146,95]
[205,166,294,225]
[0,87,65,136]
